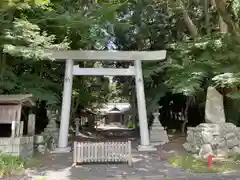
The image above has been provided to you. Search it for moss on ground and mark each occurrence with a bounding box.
[0,153,25,176]
[168,155,234,173]
[32,176,48,180]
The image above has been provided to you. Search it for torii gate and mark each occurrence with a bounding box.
[46,50,166,152]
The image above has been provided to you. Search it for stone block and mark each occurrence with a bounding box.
[231,146,240,154]
[199,144,213,158]
[184,122,240,157]
[224,132,236,140]
[226,138,239,148]
[216,148,228,157]
[0,136,33,157]
[201,131,213,144]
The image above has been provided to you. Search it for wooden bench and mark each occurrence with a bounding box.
[73,138,132,166]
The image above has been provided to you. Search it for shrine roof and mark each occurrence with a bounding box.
[0,94,35,106]
[99,103,131,114]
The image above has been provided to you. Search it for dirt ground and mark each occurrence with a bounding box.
[38,132,188,165]
[156,132,187,160]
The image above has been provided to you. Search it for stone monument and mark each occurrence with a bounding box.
[183,86,240,158]
[205,86,226,123]
[150,112,169,146]
[40,110,59,151]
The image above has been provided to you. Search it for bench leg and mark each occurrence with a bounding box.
[128,155,132,166]
[128,140,132,166]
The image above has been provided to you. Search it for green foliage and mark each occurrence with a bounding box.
[110,0,240,121]
[0,0,123,109]
[2,0,240,123]
[167,34,240,96]
[0,153,41,177]
[224,97,240,125]
[0,153,25,176]
[3,19,69,60]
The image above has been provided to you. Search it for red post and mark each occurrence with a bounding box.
[208,155,213,168]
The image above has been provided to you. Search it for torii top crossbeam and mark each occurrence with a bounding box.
[45,50,166,61]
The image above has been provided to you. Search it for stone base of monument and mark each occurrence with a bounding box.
[151,127,169,146]
[46,110,60,144]
[137,145,157,152]
[51,147,71,153]
[150,112,169,146]
[183,123,240,158]
[183,87,240,158]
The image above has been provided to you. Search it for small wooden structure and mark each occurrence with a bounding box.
[73,138,132,166]
[105,106,123,124]
[98,103,132,126]
[0,94,35,157]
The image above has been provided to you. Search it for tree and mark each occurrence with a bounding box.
[0,0,124,133]
[0,0,121,105]
[110,0,240,130]
[2,0,240,130]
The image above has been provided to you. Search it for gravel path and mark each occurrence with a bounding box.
[9,149,240,180]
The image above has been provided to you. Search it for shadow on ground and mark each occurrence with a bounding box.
[24,149,240,180]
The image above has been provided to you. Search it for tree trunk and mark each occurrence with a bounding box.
[204,0,211,35]
[211,0,228,33]
[181,97,191,134]
[177,0,198,38]
[219,16,228,33]
[215,0,240,40]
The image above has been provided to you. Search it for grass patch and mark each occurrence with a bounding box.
[0,153,25,176]
[0,153,41,177]
[168,155,233,173]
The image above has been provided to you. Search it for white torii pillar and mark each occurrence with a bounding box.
[134,60,156,151]
[55,59,73,152]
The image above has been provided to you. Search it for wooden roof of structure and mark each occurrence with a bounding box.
[0,94,35,106]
